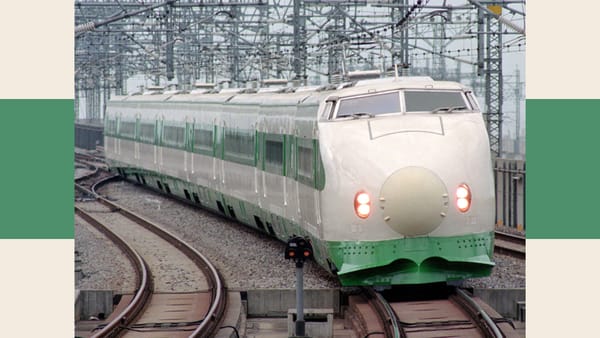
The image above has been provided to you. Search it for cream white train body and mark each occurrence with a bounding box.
[105,77,495,286]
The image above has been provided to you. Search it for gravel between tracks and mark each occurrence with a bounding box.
[76,214,136,293]
[75,180,524,291]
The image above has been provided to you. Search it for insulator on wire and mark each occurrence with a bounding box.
[75,22,96,34]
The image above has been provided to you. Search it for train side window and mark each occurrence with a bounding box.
[320,101,334,120]
[139,122,155,143]
[163,124,185,148]
[465,92,481,112]
[264,136,284,175]
[297,141,314,186]
[193,126,214,155]
[119,120,136,139]
[224,128,255,166]
[105,119,118,136]
[404,90,469,113]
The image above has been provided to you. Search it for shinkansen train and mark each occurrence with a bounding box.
[104,76,495,286]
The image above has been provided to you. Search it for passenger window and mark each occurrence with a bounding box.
[193,126,213,154]
[265,138,284,175]
[224,129,255,165]
[139,123,155,143]
[105,119,118,136]
[404,91,468,112]
[298,144,314,180]
[163,125,185,147]
[119,121,136,138]
[337,92,400,117]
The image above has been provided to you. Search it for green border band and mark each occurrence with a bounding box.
[0,99,74,239]
[527,99,600,238]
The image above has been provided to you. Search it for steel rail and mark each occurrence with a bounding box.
[494,231,525,245]
[74,159,99,183]
[364,287,404,338]
[75,206,153,338]
[494,230,526,259]
[454,288,503,338]
[97,195,227,337]
[77,181,227,337]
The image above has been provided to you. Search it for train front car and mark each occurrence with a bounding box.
[317,77,495,286]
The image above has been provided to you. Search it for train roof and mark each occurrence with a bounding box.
[108,77,470,105]
[333,76,469,98]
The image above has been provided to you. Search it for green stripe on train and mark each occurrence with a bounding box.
[106,131,326,191]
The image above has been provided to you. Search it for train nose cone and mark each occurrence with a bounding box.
[379,167,449,236]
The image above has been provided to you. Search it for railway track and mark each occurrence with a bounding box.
[75,183,226,337]
[494,231,526,259]
[349,286,518,338]
[75,150,115,193]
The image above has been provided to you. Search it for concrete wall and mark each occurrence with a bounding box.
[75,290,114,321]
[473,288,525,320]
[246,288,524,320]
[246,289,340,317]
[75,121,104,150]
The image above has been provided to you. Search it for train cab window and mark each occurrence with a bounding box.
[320,101,335,120]
[404,90,469,113]
[336,92,400,118]
[139,123,155,143]
[465,92,481,112]
[119,121,136,139]
[163,125,185,148]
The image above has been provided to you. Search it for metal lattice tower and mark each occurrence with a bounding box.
[75,0,525,152]
[484,11,503,157]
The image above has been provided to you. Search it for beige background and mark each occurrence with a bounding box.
[1,0,598,336]
[0,1,73,99]
[527,240,600,336]
[0,240,74,337]
[527,1,600,98]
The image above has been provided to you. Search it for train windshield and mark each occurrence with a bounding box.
[336,91,400,118]
[404,90,469,113]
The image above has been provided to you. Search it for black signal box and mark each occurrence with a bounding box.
[285,235,313,261]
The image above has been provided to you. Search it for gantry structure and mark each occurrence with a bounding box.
[75,0,525,156]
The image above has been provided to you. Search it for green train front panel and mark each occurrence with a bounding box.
[326,232,495,286]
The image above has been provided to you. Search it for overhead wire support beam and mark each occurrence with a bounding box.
[75,0,178,37]
[74,0,525,153]
[467,0,525,35]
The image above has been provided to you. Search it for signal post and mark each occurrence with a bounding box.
[284,235,313,338]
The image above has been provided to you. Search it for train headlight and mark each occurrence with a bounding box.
[355,191,371,219]
[456,184,471,213]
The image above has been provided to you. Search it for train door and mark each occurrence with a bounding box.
[134,113,141,167]
[256,116,266,209]
[214,118,230,217]
[157,115,164,173]
[184,117,192,182]
[113,113,120,157]
[116,112,122,158]
[189,117,196,177]
[284,111,298,222]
